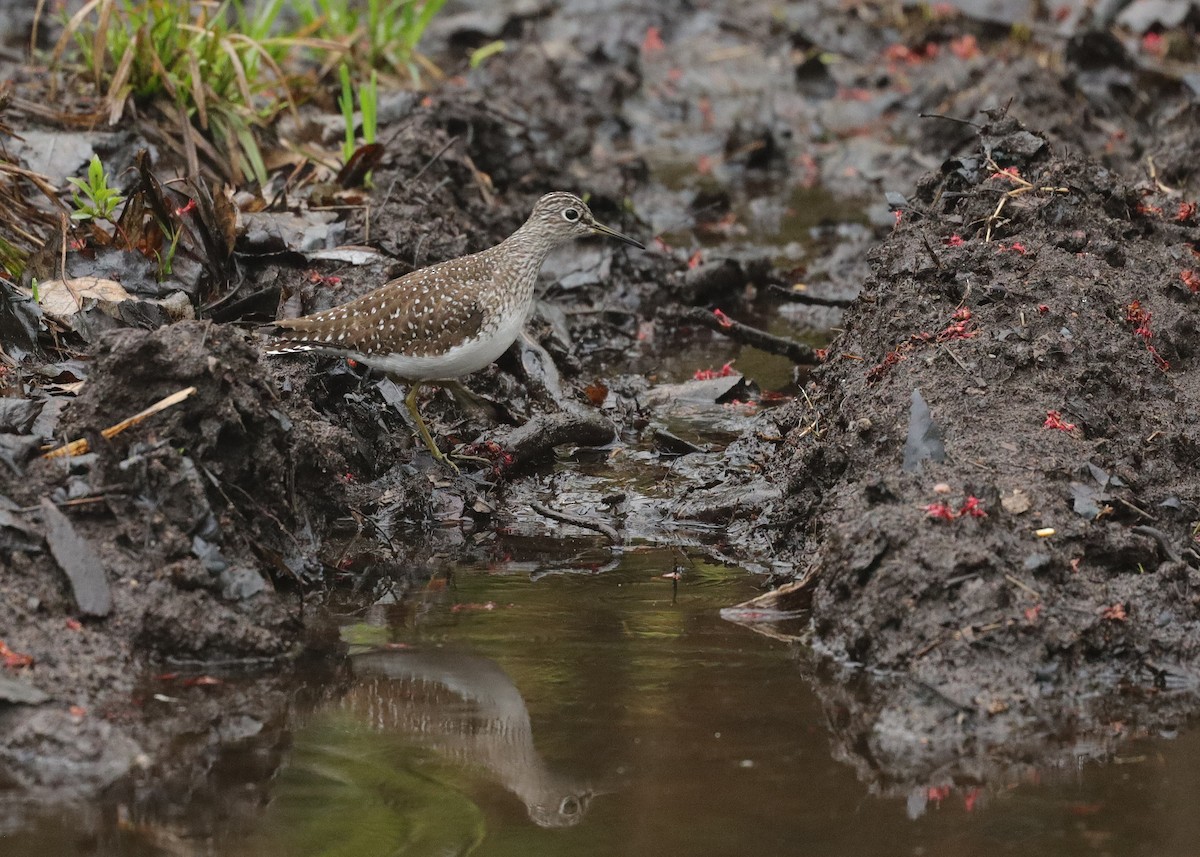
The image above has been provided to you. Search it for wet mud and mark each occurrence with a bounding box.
[759,114,1200,791]
[0,0,1198,825]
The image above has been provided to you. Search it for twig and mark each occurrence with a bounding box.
[679,306,818,364]
[981,156,1070,242]
[15,495,118,513]
[918,111,982,129]
[43,386,197,459]
[765,284,854,308]
[920,232,944,269]
[1114,496,1155,522]
[1004,573,1042,601]
[529,500,620,544]
[939,343,974,374]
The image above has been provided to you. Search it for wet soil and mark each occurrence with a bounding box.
[759,115,1200,789]
[1,0,1199,823]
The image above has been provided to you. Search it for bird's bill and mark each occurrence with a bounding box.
[590,220,644,249]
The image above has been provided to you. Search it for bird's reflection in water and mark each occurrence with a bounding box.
[344,649,596,828]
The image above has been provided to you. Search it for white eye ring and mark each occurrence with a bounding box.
[563,208,580,222]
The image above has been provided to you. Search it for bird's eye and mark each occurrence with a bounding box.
[563,208,580,222]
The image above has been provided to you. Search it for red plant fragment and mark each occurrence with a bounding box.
[687,249,703,269]
[1136,202,1163,217]
[1177,202,1198,222]
[66,618,82,631]
[694,361,735,381]
[1043,410,1076,432]
[69,705,87,719]
[1147,344,1170,372]
[1181,270,1200,293]
[1100,603,1127,622]
[182,675,223,687]
[642,26,665,53]
[1,641,33,669]
[945,233,964,247]
[950,34,980,60]
[867,347,905,380]
[936,318,975,341]
[963,788,982,813]
[712,308,734,328]
[959,496,987,518]
[928,785,951,802]
[990,166,1021,181]
[1024,605,1043,624]
[925,502,958,521]
[1125,300,1151,330]
[1140,31,1165,56]
[1037,304,1049,314]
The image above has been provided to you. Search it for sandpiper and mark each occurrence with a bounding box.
[265,192,643,467]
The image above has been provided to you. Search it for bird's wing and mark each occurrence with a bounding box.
[271,256,495,358]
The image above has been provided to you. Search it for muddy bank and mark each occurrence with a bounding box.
[757,113,1200,790]
[1,0,1199,824]
[0,322,347,794]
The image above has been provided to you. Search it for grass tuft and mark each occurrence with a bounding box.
[52,0,317,186]
[300,0,447,82]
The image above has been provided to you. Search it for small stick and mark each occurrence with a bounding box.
[918,112,982,129]
[43,386,198,459]
[529,500,620,544]
[679,307,818,364]
[1004,573,1042,601]
[765,284,854,308]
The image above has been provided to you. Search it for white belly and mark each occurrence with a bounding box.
[349,302,529,381]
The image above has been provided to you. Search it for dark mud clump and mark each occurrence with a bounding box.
[763,115,1200,789]
[0,321,353,794]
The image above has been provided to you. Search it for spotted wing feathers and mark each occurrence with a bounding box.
[269,254,496,358]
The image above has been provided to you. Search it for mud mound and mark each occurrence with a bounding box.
[50,321,362,582]
[0,322,362,799]
[764,115,1200,787]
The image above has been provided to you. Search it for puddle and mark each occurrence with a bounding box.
[8,547,1200,855]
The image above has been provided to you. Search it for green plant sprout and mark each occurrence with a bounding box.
[55,0,302,187]
[68,155,125,223]
[339,64,378,185]
[303,0,446,80]
[0,235,26,280]
[157,224,183,279]
[469,40,505,69]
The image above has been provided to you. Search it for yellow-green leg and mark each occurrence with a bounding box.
[405,383,459,473]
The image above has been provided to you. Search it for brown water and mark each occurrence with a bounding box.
[8,547,1200,856]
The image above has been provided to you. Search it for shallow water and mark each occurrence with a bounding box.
[13,547,1200,857]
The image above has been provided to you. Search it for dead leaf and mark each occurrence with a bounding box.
[1001,488,1032,514]
[38,276,130,321]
